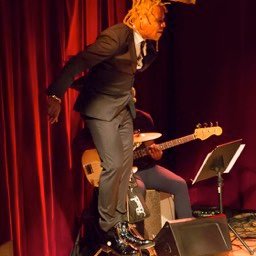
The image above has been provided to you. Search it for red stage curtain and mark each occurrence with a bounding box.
[0,0,129,255]
[1,0,256,255]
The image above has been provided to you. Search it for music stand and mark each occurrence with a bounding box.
[192,139,254,255]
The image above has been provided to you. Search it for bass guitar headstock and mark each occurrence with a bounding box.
[194,122,222,140]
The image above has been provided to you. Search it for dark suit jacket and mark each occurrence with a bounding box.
[47,23,157,121]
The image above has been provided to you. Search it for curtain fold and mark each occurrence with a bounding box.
[1,0,256,255]
[0,0,127,255]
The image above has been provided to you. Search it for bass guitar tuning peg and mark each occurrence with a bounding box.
[203,122,208,127]
[196,123,202,128]
[215,121,219,126]
[134,129,141,135]
[210,122,213,127]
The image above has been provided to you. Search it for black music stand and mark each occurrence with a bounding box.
[192,139,254,255]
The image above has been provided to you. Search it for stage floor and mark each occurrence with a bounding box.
[211,238,256,256]
[225,237,256,256]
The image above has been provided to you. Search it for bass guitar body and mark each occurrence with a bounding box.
[81,149,102,187]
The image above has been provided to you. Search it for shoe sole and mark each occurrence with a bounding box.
[135,241,155,250]
[99,244,140,256]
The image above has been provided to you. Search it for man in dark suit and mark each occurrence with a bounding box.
[47,1,167,255]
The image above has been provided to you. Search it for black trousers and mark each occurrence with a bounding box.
[85,108,133,231]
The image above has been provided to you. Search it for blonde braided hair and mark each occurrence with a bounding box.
[123,0,168,50]
[123,0,168,29]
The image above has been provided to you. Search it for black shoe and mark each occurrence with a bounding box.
[104,227,139,256]
[117,222,155,250]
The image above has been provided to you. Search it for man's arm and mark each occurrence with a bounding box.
[46,29,121,123]
[47,30,120,97]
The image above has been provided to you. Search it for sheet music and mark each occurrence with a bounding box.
[192,139,245,185]
[224,144,245,173]
[192,151,212,185]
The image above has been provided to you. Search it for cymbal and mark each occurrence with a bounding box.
[133,132,162,143]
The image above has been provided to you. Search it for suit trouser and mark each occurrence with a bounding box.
[135,165,192,219]
[85,108,133,232]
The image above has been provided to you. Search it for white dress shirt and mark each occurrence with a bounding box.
[133,30,147,69]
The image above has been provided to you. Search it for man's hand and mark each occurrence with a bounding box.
[47,96,61,124]
[147,143,163,160]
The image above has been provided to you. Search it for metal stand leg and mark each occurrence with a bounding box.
[228,223,254,255]
[217,171,254,255]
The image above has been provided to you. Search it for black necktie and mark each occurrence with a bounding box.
[137,41,146,69]
[140,41,146,58]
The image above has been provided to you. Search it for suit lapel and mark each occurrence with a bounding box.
[128,30,137,74]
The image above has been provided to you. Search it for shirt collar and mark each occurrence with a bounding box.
[133,30,145,45]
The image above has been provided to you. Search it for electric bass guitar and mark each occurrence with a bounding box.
[81,125,222,187]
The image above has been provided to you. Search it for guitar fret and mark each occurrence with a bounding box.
[134,134,196,159]
[160,135,195,150]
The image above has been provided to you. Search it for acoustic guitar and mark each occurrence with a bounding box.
[81,125,222,187]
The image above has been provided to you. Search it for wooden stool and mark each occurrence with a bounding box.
[144,190,175,239]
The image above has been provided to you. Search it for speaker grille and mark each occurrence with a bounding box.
[154,215,232,256]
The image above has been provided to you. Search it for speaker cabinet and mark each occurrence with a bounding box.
[154,214,232,256]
